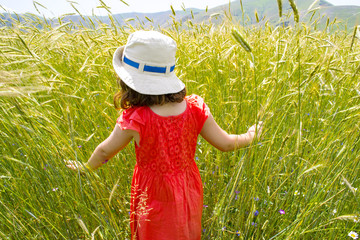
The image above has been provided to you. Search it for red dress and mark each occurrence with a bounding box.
[117,94,210,240]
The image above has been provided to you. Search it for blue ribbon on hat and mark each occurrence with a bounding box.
[123,55,175,74]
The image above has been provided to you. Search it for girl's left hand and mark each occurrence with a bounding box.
[64,160,89,173]
[64,160,100,179]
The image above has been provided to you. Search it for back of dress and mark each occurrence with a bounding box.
[117,94,210,240]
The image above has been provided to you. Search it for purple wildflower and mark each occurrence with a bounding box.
[279,209,285,214]
[102,159,109,164]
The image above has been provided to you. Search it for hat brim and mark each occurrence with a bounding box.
[113,46,185,95]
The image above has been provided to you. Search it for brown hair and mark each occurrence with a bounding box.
[113,78,186,110]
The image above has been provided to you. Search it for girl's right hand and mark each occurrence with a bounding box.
[247,121,263,142]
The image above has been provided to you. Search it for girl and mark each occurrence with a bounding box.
[66,30,262,240]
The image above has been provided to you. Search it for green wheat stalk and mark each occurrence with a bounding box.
[277,0,283,18]
[288,0,300,23]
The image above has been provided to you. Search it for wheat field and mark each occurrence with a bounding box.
[0,2,359,239]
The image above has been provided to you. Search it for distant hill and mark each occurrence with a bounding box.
[188,0,359,29]
[316,5,360,30]
[1,0,359,30]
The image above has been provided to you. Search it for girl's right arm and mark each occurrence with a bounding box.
[200,113,262,152]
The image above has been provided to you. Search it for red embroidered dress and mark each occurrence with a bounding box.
[117,94,210,240]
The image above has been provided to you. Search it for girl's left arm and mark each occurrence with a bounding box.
[66,125,134,171]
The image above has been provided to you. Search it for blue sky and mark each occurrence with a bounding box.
[1,0,359,17]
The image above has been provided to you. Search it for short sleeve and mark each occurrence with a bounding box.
[186,94,210,133]
[116,107,144,134]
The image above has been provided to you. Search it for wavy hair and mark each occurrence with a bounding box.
[113,78,186,110]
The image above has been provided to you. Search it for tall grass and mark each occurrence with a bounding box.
[0,3,359,239]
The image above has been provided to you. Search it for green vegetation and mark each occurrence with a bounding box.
[0,1,359,239]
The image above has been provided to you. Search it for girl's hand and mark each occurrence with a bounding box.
[247,121,263,142]
[64,160,92,173]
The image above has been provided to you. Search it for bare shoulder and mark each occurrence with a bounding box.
[149,100,187,117]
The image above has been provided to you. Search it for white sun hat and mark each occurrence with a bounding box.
[113,30,185,95]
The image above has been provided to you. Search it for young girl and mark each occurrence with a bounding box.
[67,30,262,240]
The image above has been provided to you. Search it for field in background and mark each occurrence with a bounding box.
[0,2,360,239]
